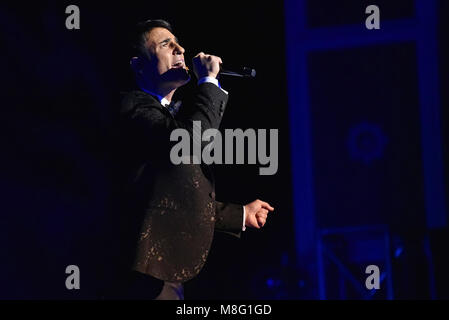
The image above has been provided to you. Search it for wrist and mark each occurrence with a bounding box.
[198,76,220,88]
[242,205,247,231]
[198,73,217,79]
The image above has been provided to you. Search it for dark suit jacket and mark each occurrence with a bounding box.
[118,83,243,283]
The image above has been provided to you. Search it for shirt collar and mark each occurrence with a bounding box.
[139,87,171,107]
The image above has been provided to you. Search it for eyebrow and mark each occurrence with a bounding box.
[158,37,179,45]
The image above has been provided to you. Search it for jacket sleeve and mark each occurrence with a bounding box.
[214,201,243,238]
[120,83,228,161]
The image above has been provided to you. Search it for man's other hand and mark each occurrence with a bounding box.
[244,199,275,229]
[192,52,222,79]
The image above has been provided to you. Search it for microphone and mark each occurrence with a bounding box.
[219,66,256,78]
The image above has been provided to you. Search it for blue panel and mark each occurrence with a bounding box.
[285,0,445,299]
[285,0,319,297]
[415,0,447,228]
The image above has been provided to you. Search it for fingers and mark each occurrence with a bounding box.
[255,199,274,211]
[192,52,222,79]
[194,52,222,63]
[256,215,266,228]
[255,209,268,228]
[247,215,261,229]
[261,202,274,211]
[244,199,275,229]
[257,209,269,217]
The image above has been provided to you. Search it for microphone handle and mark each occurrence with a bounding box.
[219,65,256,78]
[184,63,256,78]
[219,69,246,77]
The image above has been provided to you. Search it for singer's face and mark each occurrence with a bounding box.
[143,27,190,87]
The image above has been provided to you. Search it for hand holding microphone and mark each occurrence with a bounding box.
[192,52,223,79]
[192,52,256,79]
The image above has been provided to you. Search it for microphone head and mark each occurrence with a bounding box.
[242,67,256,78]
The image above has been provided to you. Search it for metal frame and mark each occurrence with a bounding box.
[317,225,394,299]
[285,0,445,299]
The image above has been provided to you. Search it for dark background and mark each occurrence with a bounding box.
[1,0,447,299]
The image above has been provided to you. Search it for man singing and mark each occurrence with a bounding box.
[117,19,274,300]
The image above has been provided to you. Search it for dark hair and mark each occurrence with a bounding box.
[131,19,173,57]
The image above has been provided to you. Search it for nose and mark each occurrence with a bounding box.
[173,42,185,55]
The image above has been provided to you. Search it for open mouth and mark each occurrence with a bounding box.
[172,60,184,69]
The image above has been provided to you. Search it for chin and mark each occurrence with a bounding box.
[178,76,191,87]
[178,68,191,81]
[162,68,191,87]
[173,73,191,89]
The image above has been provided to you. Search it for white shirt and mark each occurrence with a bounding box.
[140,77,246,232]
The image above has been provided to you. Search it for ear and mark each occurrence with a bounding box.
[130,56,142,73]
